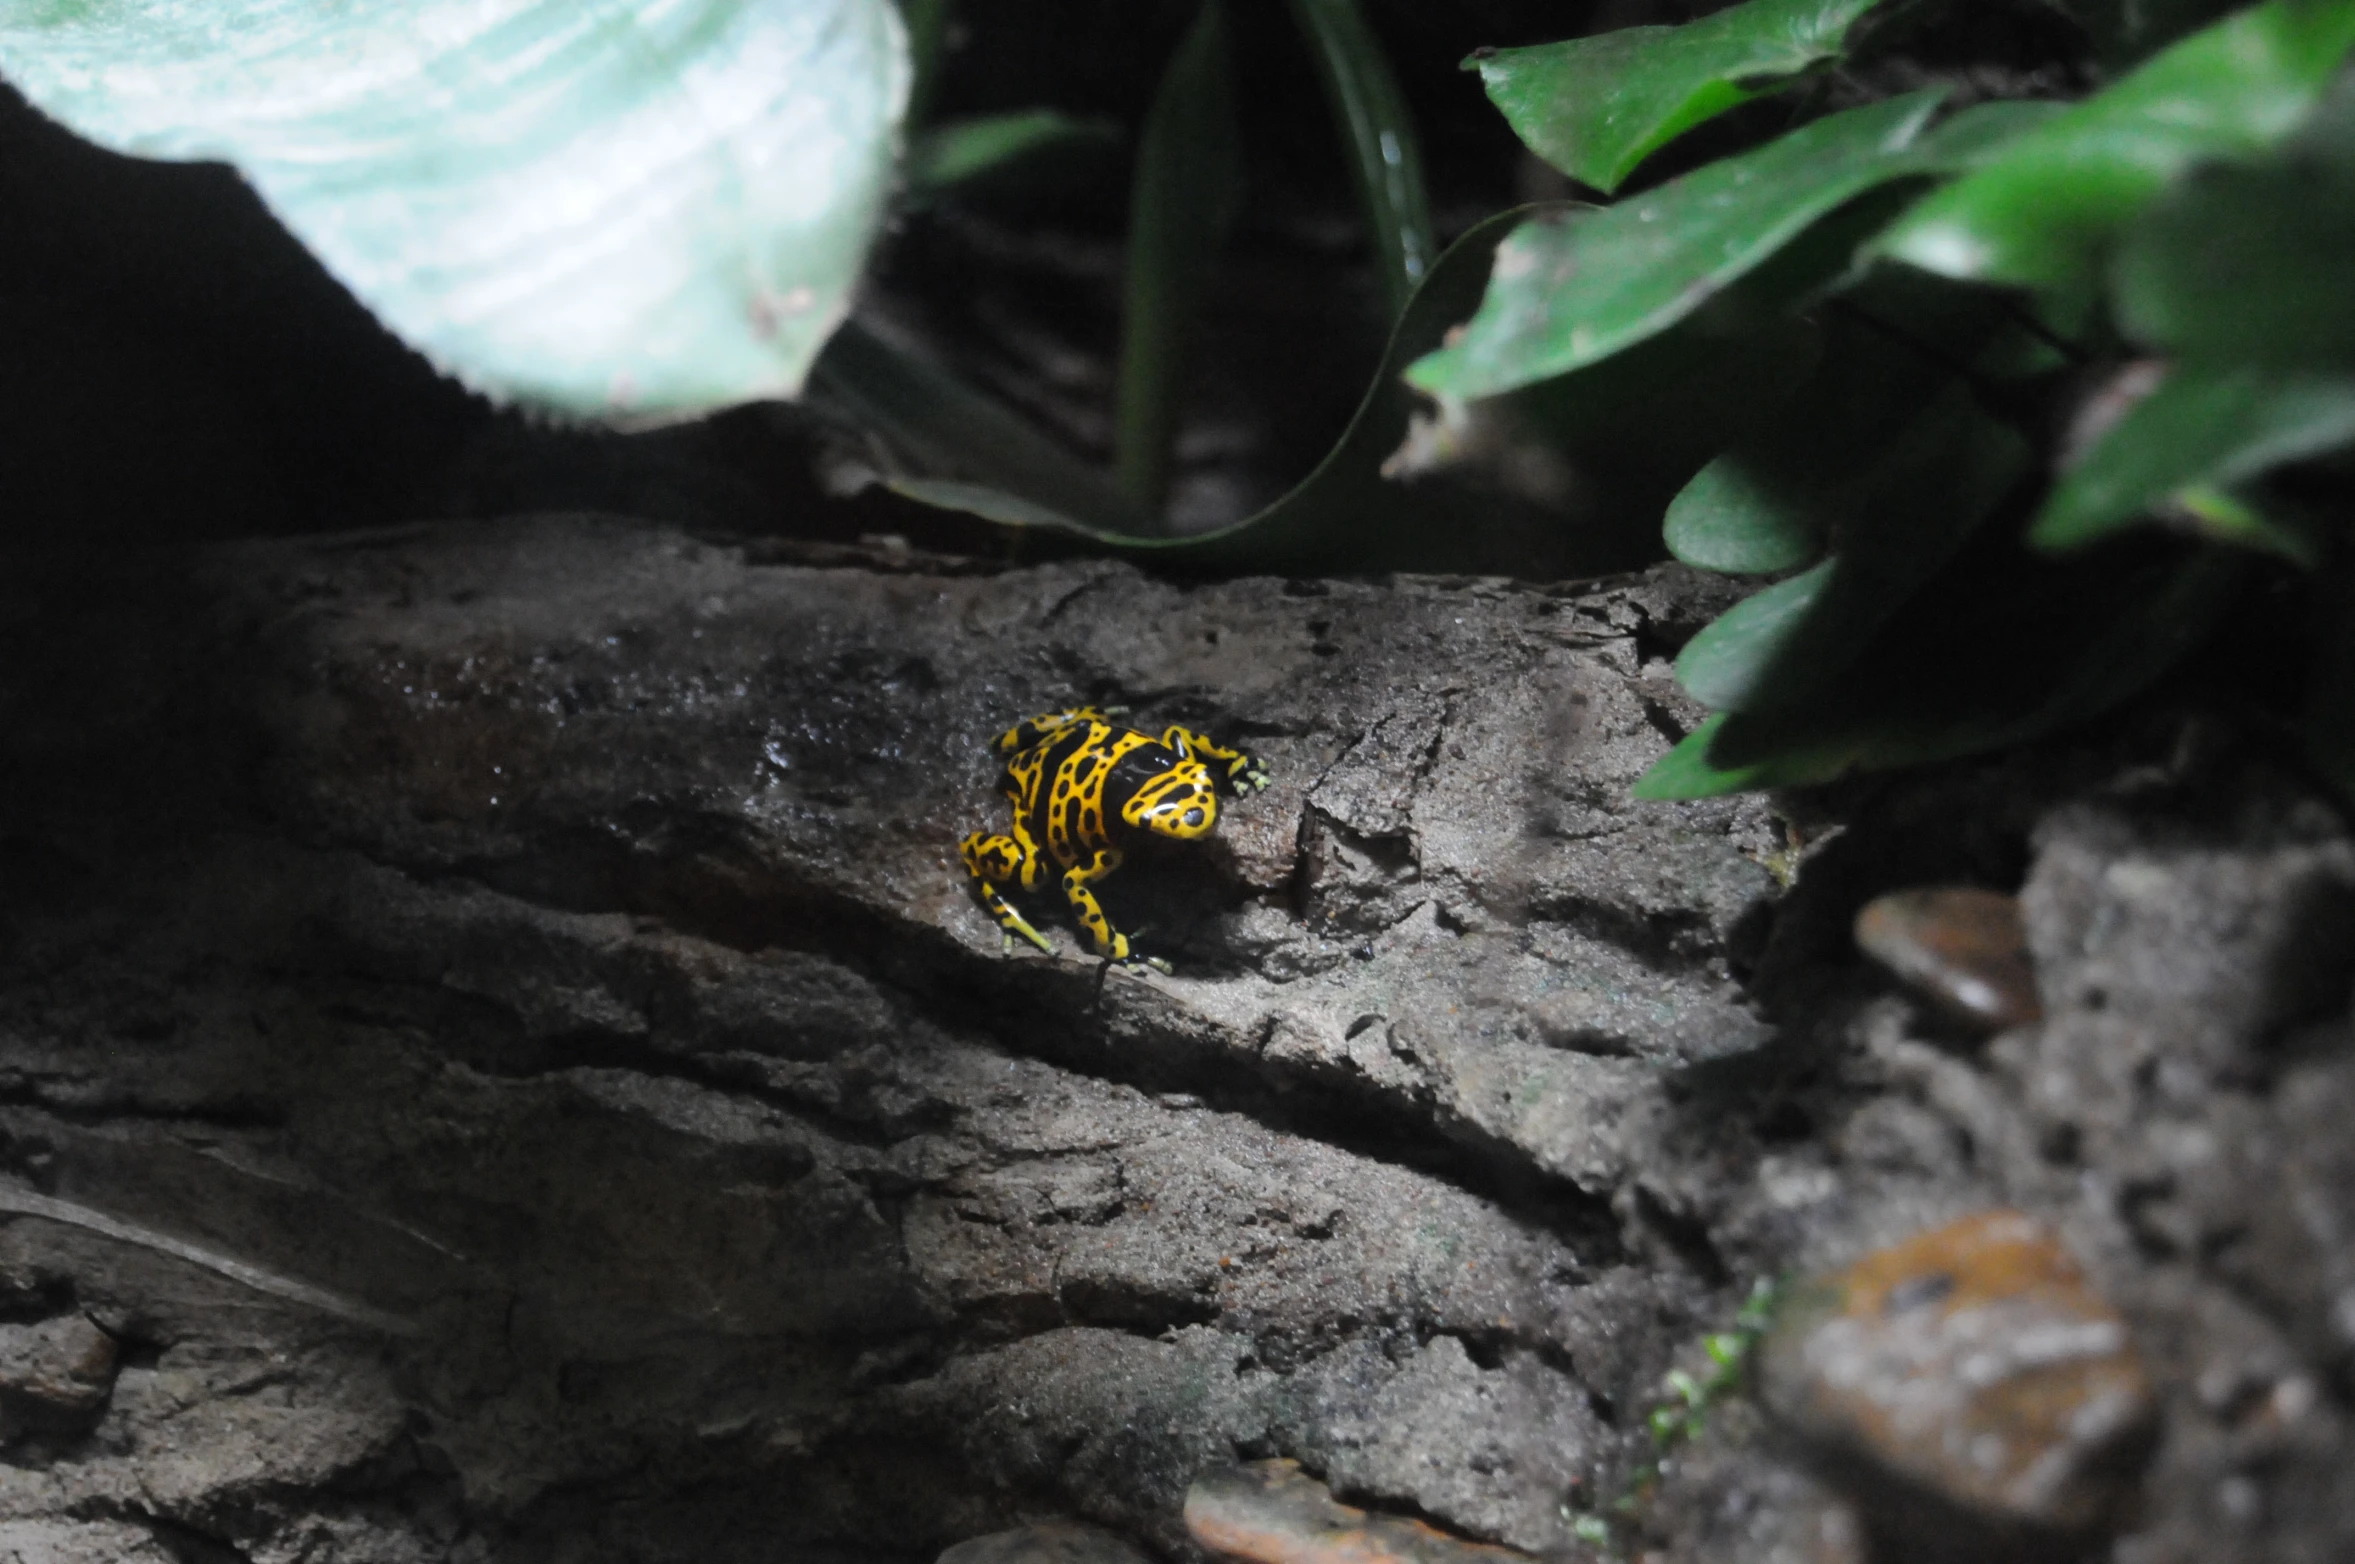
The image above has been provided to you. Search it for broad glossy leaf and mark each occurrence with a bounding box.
[1880,0,2355,292]
[1665,458,1830,573]
[908,110,1119,193]
[1289,0,1436,320]
[1115,0,1243,517]
[2111,90,2355,365]
[0,0,909,423]
[1674,387,2030,711]
[1638,545,2245,797]
[1406,90,1944,401]
[1472,0,1889,194]
[1663,278,2025,574]
[1674,564,1833,708]
[2033,364,2355,551]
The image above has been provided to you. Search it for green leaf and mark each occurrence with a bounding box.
[1115,0,1245,517]
[907,110,1119,193]
[1665,457,1831,574]
[1673,387,2031,711]
[2111,88,2355,366]
[824,206,1589,573]
[1880,0,2355,293]
[898,0,952,125]
[1662,277,2025,574]
[0,0,910,423]
[2033,364,2355,551]
[1471,0,1891,194]
[1405,90,1946,401]
[1638,545,2247,798]
[1675,566,1836,708]
[806,319,1150,535]
[1288,0,1436,322]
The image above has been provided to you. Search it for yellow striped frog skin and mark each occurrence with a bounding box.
[959,707,1270,970]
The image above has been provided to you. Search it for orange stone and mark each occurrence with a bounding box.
[1185,1460,1547,1564]
[1854,887,2041,1031]
[1760,1211,2154,1536]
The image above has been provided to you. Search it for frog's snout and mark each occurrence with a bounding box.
[1137,773,1218,840]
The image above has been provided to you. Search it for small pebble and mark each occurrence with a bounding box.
[1759,1210,2155,1539]
[1854,887,2041,1031]
[937,1519,1153,1564]
[1185,1459,1542,1564]
[0,1314,120,1431]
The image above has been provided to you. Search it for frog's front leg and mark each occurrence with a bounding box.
[1060,848,1169,972]
[1162,726,1271,793]
[960,831,1056,955]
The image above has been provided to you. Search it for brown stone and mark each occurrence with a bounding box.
[1855,887,2042,1032]
[1759,1211,2154,1543]
[936,1520,1154,1564]
[1184,1460,1549,1564]
[0,1314,120,1431]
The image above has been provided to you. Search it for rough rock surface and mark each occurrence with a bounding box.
[0,515,2346,1564]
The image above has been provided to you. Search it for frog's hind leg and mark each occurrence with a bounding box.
[1060,847,1168,972]
[960,831,1055,955]
[1161,726,1271,793]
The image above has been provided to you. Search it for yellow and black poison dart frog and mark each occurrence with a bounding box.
[960,707,1270,970]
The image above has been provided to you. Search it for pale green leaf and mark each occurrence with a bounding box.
[0,0,910,423]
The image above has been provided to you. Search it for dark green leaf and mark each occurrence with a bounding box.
[1664,458,1831,573]
[1674,564,1834,708]
[1638,545,2247,797]
[899,0,953,125]
[2033,364,2355,551]
[2111,87,2355,365]
[1662,276,2028,574]
[805,319,1150,535]
[1405,90,1945,401]
[1470,0,1890,194]
[2168,485,2331,568]
[1288,0,1437,321]
[1674,387,2031,710]
[1116,0,1245,518]
[828,207,1572,572]
[1880,0,2355,292]
[907,110,1119,193]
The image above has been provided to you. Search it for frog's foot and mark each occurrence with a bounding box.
[1227,754,1272,794]
[968,876,1056,960]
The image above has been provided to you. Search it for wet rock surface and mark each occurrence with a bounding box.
[0,515,2345,1563]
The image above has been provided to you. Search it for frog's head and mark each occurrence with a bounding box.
[1125,760,1219,841]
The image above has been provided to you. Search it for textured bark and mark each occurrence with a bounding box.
[0,519,1777,1562]
[0,517,2348,1564]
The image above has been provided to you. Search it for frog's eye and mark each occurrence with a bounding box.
[1183,807,1204,829]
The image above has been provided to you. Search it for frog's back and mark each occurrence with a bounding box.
[1006,716,1161,869]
